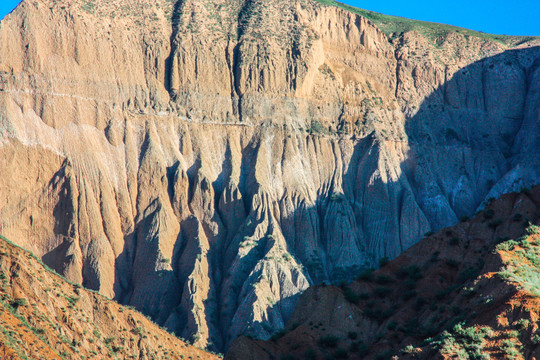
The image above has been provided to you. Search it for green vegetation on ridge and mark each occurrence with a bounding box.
[497,224,540,296]
[312,0,538,45]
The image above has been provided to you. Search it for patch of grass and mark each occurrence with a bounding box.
[81,0,96,14]
[309,120,327,135]
[312,0,537,45]
[497,233,540,296]
[428,323,492,359]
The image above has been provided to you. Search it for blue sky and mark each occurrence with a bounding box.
[0,0,538,36]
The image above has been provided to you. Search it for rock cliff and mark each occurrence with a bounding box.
[0,0,539,350]
[226,185,540,360]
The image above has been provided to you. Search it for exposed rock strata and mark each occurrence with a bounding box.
[226,185,540,360]
[0,0,539,350]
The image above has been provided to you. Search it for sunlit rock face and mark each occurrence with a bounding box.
[0,0,538,350]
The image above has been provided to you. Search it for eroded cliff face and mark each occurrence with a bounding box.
[226,186,540,360]
[0,0,538,350]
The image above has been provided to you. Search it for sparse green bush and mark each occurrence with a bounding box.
[280,355,297,360]
[526,223,539,235]
[11,298,26,308]
[309,121,327,135]
[343,287,361,303]
[349,341,368,355]
[501,339,522,359]
[374,286,391,298]
[512,213,523,222]
[270,329,287,341]
[357,269,374,281]
[304,349,317,360]
[402,345,415,354]
[483,209,495,220]
[318,335,339,348]
[333,348,348,359]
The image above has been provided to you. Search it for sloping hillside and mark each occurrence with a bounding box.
[0,234,221,359]
[227,185,540,359]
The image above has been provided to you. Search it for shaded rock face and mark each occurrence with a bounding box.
[226,186,540,360]
[0,0,539,351]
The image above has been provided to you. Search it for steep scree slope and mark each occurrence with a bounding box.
[226,185,540,360]
[0,0,539,350]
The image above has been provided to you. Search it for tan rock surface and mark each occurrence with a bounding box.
[0,0,539,351]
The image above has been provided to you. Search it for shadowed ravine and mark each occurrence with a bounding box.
[0,0,539,353]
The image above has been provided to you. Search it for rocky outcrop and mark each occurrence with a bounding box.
[226,185,540,360]
[0,0,539,351]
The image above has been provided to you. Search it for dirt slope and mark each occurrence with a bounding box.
[226,185,540,359]
[0,234,220,360]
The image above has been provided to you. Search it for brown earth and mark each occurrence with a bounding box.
[0,0,539,351]
[226,185,540,359]
[0,233,221,359]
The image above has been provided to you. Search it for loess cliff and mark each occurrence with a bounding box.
[226,185,540,360]
[0,0,539,351]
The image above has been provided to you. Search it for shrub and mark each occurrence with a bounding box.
[374,287,391,298]
[402,289,417,300]
[347,331,358,340]
[402,345,415,354]
[343,287,361,303]
[483,209,495,220]
[488,219,503,229]
[280,355,297,360]
[329,192,345,202]
[270,329,287,341]
[11,298,27,308]
[334,348,348,359]
[395,265,422,280]
[357,269,374,281]
[512,213,523,222]
[349,341,368,355]
[310,121,327,135]
[318,335,339,348]
[375,275,394,285]
[515,319,530,330]
[496,240,520,252]
[304,349,317,360]
[501,339,522,359]
[526,223,540,235]
[414,297,427,311]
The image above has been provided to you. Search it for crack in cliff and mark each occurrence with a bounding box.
[164,0,186,101]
